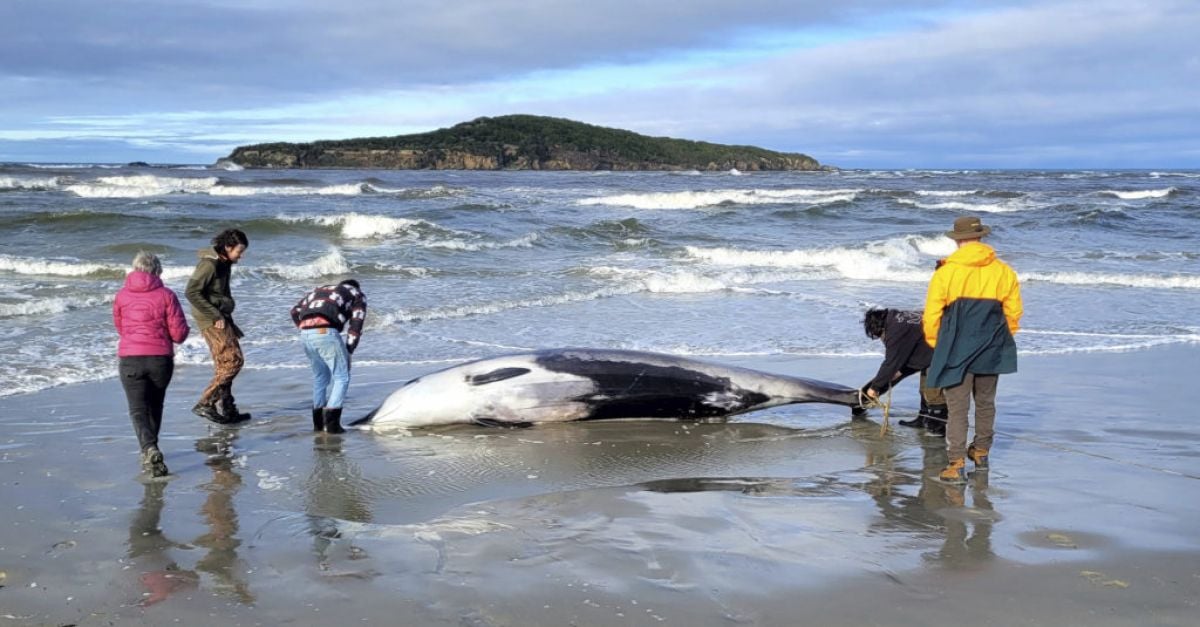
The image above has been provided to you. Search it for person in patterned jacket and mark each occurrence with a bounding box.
[291,279,367,433]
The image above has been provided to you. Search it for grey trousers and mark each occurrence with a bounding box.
[943,372,999,460]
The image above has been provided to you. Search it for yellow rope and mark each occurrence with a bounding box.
[878,387,893,437]
[855,387,893,435]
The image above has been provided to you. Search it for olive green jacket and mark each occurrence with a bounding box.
[185,247,242,337]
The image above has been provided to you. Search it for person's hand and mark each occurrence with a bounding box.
[214,319,226,330]
[866,387,879,400]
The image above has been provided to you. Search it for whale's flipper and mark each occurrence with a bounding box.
[468,367,531,386]
[350,407,378,426]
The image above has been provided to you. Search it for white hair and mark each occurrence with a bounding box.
[131,251,162,276]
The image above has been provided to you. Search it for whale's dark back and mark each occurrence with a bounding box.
[534,350,772,420]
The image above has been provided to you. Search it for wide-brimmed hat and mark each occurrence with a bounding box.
[945,216,991,240]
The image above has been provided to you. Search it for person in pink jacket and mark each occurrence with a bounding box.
[113,252,190,477]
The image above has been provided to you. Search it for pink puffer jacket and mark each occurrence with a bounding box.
[113,271,190,357]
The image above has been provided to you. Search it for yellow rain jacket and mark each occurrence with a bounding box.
[923,241,1022,388]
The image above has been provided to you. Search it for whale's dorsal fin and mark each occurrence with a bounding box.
[468,367,531,386]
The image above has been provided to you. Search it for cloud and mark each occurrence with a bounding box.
[0,1,966,106]
[1,0,1196,166]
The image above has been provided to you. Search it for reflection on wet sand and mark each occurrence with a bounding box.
[127,481,198,606]
[848,420,996,570]
[304,433,373,568]
[194,431,255,604]
[933,470,995,570]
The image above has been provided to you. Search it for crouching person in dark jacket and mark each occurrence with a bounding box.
[862,307,947,435]
[291,280,367,433]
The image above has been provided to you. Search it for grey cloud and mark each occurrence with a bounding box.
[570,0,1200,167]
[0,0,1000,111]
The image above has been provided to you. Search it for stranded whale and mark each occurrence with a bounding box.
[355,348,861,429]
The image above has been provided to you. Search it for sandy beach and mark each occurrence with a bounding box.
[0,345,1197,625]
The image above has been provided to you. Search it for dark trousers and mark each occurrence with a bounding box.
[119,356,175,453]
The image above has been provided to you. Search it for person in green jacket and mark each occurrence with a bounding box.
[186,228,251,424]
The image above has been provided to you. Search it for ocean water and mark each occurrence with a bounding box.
[1,164,1197,398]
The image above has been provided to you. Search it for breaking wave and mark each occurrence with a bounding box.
[3,173,462,199]
[682,234,956,283]
[578,188,860,210]
[1098,188,1177,200]
[259,248,352,281]
[276,212,437,239]
[895,198,1028,213]
[1023,271,1200,290]
[0,295,112,318]
[0,254,125,279]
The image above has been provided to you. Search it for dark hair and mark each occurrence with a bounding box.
[863,308,888,339]
[212,228,249,251]
[339,279,361,291]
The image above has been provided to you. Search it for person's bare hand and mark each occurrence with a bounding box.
[866,388,879,399]
[214,319,226,330]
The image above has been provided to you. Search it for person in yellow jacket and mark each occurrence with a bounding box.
[923,216,1022,484]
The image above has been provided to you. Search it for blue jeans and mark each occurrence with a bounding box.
[301,329,350,409]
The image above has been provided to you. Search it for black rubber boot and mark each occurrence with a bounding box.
[900,396,929,429]
[924,404,948,436]
[143,446,169,478]
[220,393,252,423]
[192,402,225,424]
[323,407,345,434]
[312,407,325,431]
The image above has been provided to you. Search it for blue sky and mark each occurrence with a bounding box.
[1,0,1196,168]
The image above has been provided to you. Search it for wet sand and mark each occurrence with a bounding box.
[1,346,1198,625]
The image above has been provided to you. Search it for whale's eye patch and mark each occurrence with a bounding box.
[467,367,531,385]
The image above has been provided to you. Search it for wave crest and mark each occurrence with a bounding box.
[1098,188,1176,200]
[261,249,352,280]
[578,188,860,210]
